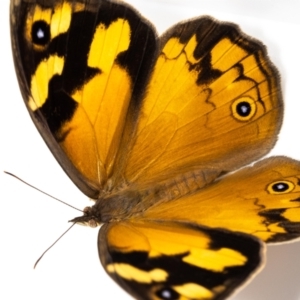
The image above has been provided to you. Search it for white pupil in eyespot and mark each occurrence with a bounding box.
[36,28,45,39]
[276,184,285,190]
[240,105,248,114]
[161,290,172,299]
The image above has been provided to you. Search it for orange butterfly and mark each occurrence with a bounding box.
[9,0,300,299]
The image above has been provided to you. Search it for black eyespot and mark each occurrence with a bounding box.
[236,101,251,117]
[156,287,179,300]
[31,21,51,46]
[272,182,289,192]
[267,180,295,194]
[231,97,256,121]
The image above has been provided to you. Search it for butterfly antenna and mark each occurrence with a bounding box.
[4,171,82,212]
[34,223,76,269]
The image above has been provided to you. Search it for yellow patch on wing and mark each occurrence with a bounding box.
[183,247,246,272]
[107,263,168,283]
[210,38,248,71]
[283,207,300,222]
[49,2,72,39]
[87,19,130,72]
[173,283,214,299]
[29,55,64,110]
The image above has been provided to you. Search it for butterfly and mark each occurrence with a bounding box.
[9,0,300,299]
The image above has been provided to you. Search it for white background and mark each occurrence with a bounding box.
[1,0,300,299]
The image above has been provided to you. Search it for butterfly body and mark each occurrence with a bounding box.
[10,0,300,299]
[75,167,219,224]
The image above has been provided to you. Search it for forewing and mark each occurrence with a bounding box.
[10,0,157,198]
[116,17,282,189]
[99,220,263,300]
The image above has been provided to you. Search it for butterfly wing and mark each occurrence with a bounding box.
[142,156,300,243]
[10,0,157,198]
[114,17,282,189]
[99,220,263,300]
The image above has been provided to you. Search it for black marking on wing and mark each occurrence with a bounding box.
[260,209,300,242]
[99,223,262,300]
